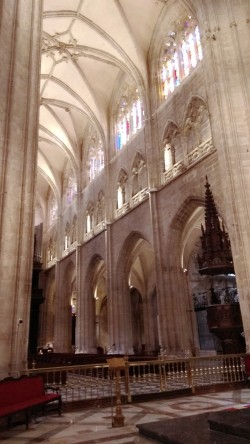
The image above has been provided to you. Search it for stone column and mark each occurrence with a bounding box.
[105,223,115,349]
[147,190,177,351]
[196,1,250,348]
[0,0,42,378]
[75,244,83,353]
[106,223,134,355]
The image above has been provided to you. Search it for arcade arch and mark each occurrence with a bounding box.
[180,204,239,355]
[116,233,156,354]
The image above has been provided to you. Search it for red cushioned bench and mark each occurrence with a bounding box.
[0,374,62,429]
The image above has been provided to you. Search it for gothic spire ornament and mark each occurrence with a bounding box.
[197,177,234,275]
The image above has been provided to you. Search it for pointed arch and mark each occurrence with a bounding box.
[115,231,156,354]
[162,120,181,171]
[86,201,94,233]
[117,168,128,210]
[183,96,211,154]
[131,151,146,196]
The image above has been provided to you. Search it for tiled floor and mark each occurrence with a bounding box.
[0,389,250,443]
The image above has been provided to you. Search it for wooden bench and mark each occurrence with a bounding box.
[0,374,62,429]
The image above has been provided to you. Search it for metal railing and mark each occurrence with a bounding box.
[24,353,248,407]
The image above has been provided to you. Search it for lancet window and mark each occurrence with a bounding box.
[115,88,144,151]
[117,169,128,209]
[88,137,104,182]
[160,15,202,100]
[48,193,58,226]
[163,142,174,172]
[64,222,70,250]
[64,167,77,206]
[86,203,94,233]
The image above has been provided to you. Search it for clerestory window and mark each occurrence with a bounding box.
[88,138,104,182]
[115,88,144,151]
[160,15,202,100]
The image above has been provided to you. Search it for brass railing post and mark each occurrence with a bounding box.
[124,359,131,402]
[106,357,125,428]
[187,358,195,394]
[159,360,163,391]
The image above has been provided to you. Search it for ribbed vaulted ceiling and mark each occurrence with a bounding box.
[38,0,168,214]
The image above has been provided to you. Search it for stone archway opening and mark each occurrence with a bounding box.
[181,206,243,355]
[126,237,156,355]
[93,260,107,353]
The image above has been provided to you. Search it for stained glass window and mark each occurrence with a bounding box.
[66,169,77,205]
[88,139,104,182]
[115,89,144,151]
[160,16,202,100]
[49,194,58,226]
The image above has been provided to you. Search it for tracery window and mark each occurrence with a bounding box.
[88,137,104,182]
[160,15,202,100]
[48,193,58,226]
[115,88,144,151]
[65,167,77,205]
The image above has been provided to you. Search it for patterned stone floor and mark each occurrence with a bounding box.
[0,388,250,443]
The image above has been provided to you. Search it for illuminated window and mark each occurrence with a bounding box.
[160,16,202,100]
[163,143,173,171]
[88,138,104,182]
[117,185,124,209]
[115,89,144,151]
[48,194,58,226]
[64,222,70,250]
[117,169,128,208]
[86,203,94,232]
[65,168,77,205]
